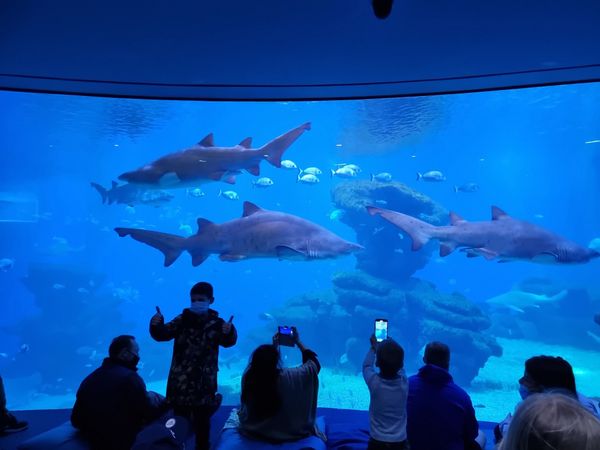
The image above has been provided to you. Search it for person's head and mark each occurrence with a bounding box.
[376,338,404,378]
[190,281,214,304]
[499,393,600,450]
[424,341,450,370]
[519,355,576,399]
[241,344,282,419]
[108,335,139,369]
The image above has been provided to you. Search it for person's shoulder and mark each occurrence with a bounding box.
[208,309,221,319]
[285,361,318,378]
[447,380,472,402]
[125,370,147,390]
[407,373,420,384]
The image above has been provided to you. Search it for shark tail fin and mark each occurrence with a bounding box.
[114,228,186,267]
[366,206,435,251]
[260,122,311,168]
[90,182,108,204]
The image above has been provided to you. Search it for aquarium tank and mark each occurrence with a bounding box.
[1,83,599,423]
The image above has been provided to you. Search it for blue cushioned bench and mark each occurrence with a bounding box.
[8,406,497,450]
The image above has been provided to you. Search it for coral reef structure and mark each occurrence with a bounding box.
[332,180,447,281]
[267,271,501,386]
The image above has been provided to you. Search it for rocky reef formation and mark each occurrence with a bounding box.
[0,263,138,394]
[248,180,501,385]
[331,180,447,281]
[266,271,501,386]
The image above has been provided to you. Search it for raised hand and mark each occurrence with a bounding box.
[222,315,234,334]
[151,306,164,326]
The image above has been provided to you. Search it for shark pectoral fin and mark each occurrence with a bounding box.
[507,305,525,313]
[111,181,118,189]
[198,133,214,147]
[477,248,498,260]
[276,245,306,260]
[439,242,456,257]
[533,252,559,263]
[247,165,260,176]
[223,175,237,184]
[460,247,481,258]
[219,254,247,262]
[158,172,181,186]
[209,171,226,181]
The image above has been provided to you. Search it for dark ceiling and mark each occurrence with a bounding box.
[1,0,599,100]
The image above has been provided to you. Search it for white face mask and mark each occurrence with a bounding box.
[190,301,210,315]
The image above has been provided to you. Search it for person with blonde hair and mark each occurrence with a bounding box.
[499,393,600,450]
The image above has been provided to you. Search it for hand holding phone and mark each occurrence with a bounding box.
[375,319,388,342]
[277,326,296,347]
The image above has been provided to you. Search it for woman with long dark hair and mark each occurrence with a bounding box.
[238,328,324,442]
[240,344,282,420]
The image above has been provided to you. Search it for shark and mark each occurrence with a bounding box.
[115,201,363,266]
[486,289,568,313]
[366,205,600,264]
[91,181,174,207]
[118,122,311,188]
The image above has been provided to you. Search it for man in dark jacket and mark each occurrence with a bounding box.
[406,342,486,450]
[71,335,167,450]
[150,281,237,450]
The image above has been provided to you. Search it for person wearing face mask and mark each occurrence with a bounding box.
[494,355,600,444]
[71,335,167,450]
[150,281,237,450]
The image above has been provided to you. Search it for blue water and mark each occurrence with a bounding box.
[1,84,599,419]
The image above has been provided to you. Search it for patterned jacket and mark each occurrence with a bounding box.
[150,308,237,407]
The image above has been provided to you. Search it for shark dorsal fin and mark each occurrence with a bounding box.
[239,137,252,148]
[242,201,263,217]
[196,218,215,232]
[111,181,118,189]
[491,206,509,220]
[449,211,466,225]
[198,133,214,147]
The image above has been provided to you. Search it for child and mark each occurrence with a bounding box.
[363,335,408,450]
[150,281,237,450]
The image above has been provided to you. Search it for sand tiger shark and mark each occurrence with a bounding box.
[118,122,311,188]
[486,289,568,313]
[115,201,362,266]
[91,181,174,207]
[366,205,600,264]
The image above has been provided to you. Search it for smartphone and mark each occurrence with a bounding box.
[375,319,388,342]
[278,326,295,347]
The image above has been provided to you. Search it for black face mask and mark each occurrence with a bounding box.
[118,349,140,370]
[128,354,140,370]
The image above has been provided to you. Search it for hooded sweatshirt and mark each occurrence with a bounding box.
[407,364,480,450]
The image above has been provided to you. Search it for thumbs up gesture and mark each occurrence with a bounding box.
[151,306,164,326]
[222,315,234,335]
